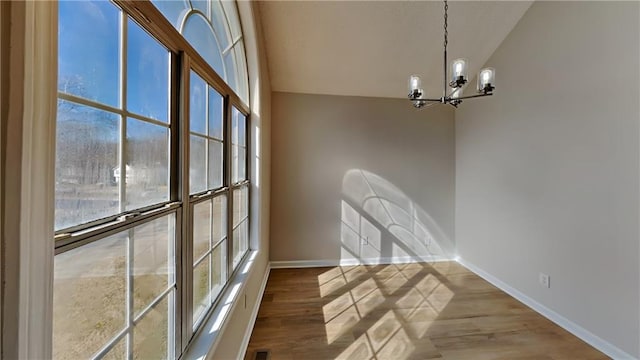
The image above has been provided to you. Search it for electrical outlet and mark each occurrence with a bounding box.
[539,273,550,288]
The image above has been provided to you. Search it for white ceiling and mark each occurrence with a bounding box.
[258,1,533,99]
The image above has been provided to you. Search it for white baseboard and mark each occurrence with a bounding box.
[270,255,452,269]
[270,259,341,269]
[237,263,271,360]
[457,257,637,360]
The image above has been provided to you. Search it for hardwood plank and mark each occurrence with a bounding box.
[245,262,609,360]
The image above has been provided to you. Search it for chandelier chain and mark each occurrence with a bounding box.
[443,0,448,51]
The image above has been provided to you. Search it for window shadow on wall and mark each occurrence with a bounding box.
[340,169,454,264]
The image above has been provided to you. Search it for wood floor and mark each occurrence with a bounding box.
[245,262,608,360]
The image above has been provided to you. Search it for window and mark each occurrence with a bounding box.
[188,70,229,327]
[54,214,176,359]
[189,71,224,194]
[153,0,249,103]
[54,0,251,358]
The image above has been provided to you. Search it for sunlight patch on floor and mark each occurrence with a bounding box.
[319,263,454,359]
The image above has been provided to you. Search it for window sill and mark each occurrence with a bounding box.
[183,250,260,360]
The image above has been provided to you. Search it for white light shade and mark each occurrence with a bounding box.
[451,88,461,98]
[450,58,467,83]
[408,75,421,93]
[477,67,495,92]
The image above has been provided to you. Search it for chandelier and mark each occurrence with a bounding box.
[408,0,495,108]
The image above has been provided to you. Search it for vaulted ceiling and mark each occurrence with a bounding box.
[258,1,532,99]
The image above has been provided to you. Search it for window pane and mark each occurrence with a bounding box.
[54,232,127,359]
[127,18,170,122]
[232,219,248,269]
[193,200,212,262]
[231,108,247,184]
[211,240,227,300]
[208,139,223,189]
[232,107,246,146]
[190,135,206,194]
[190,71,207,135]
[133,295,171,360]
[221,0,242,39]
[55,100,119,230]
[193,256,211,324]
[223,50,236,95]
[232,186,248,228]
[150,0,190,29]
[235,40,249,103]
[126,119,169,210]
[213,195,227,245]
[133,215,175,316]
[232,145,246,184]
[232,145,237,183]
[237,146,246,181]
[183,13,225,78]
[190,0,209,18]
[58,0,120,106]
[210,1,231,51]
[232,186,249,269]
[208,88,223,140]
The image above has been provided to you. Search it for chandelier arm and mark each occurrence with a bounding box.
[455,93,494,100]
[407,98,444,103]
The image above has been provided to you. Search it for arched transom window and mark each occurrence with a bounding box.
[152,0,249,103]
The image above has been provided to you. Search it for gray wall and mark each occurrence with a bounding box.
[455,1,639,357]
[271,92,456,264]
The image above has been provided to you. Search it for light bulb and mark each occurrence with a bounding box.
[450,58,468,87]
[408,75,421,93]
[477,67,495,93]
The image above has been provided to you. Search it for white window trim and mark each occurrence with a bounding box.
[182,249,259,360]
[17,1,57,358]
